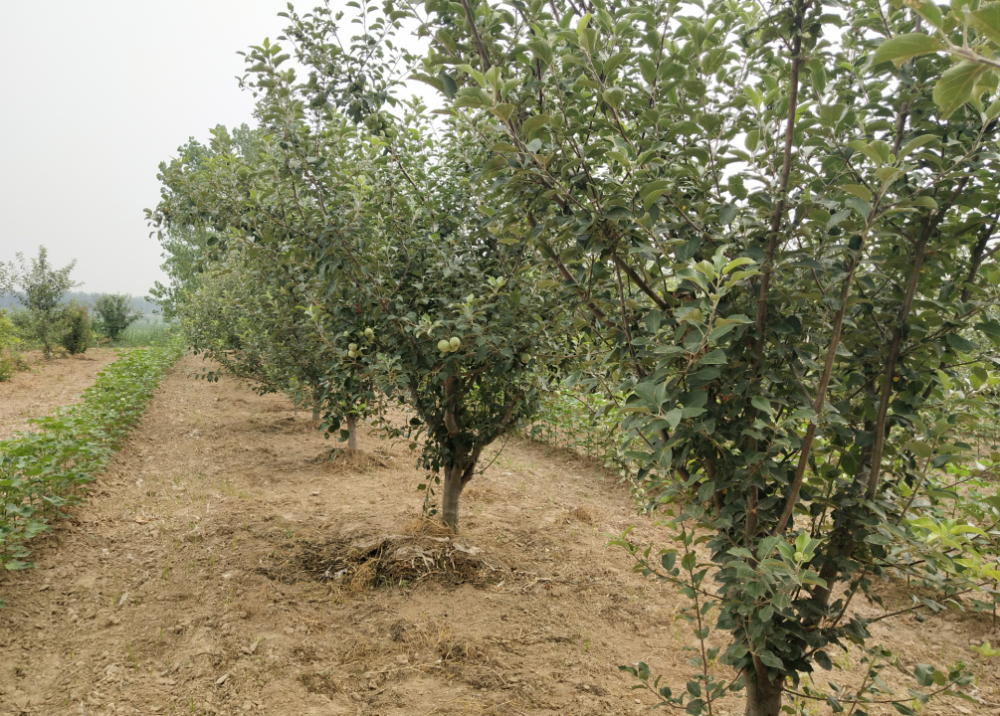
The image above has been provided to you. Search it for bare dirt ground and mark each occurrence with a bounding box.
[0,349,119,440]
[0,355,998,716]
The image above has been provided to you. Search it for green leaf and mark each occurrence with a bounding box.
[751,396,774,416]
[491,103,515,121]
[758,650,784,669]
[828,209,852,228]
[945,333,979,352]
[871,33,945,66]
[814,651,833,671]
[914,664,935,687]
[987,97,1000,120]
[641,180,671,210]
[841,184,872,202]
[915,0,943,28]
[933,61,990,118]
[455,86,493,108]
[969,3,1000,44]
[527,38,555,66]
[899,133,939,159]
[905,439,933,458]
[698,349,727,365]
[758,535,781,558]
[455,63,486,87]
[602,87,626,109]
[520,113,552,138]
[845,196,872,218]
[719,204,737,225]
[908,196,938,210]
[745,130,759,151]
[818,104,846,126]
[603,50,630,77]
[875,167,904,183]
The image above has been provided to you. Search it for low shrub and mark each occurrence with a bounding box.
[58,304,94,355]
[93,294,143,341]
[0,310,25,382]
[0,344,181,571]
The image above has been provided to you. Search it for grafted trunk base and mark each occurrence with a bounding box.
[346,414,357,450]
[442,465,464,531]
[745,666,783,716]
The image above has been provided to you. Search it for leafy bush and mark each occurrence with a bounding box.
[58,304,94,355]
[0,344,180,571]
[9,246,78,359]
[0,310,25,382]
[93,293,144,341]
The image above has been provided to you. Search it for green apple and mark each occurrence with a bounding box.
[449,336,460,350]
[437,339,451,352]
[348,343,358,352]
[364,328,374,339]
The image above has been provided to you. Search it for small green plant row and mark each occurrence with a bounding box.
[525,388,639,483]
[0,344,181,571]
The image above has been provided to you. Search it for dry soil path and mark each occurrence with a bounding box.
[0,355,996,716]
[0,349,120,441]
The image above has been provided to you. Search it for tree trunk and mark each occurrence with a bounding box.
[745,661,783,716]
[346,414,357,450]
[311,397,321,422]
[442,464,464,531]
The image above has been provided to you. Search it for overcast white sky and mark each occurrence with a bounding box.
[0,1,329,297]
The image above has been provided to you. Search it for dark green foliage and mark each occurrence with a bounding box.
[0,310,25,382]
[58,304,94,355]
[9,246,79,358]
[94,293,144,340]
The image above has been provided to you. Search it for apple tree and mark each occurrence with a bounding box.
[212,9,573,529]
[401,0,1000,712]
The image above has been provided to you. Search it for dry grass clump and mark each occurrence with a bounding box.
[565,505,595,524]
[404,516,455,537]
[256,530,507,591]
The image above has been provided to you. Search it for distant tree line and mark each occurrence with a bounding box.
[0,290,156,314]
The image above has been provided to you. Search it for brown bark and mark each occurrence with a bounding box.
[442,464,464,531]
[458,0,492,70]
[613,255,668,310]
[775,228,870,534]
[441,449,481,531]
[346,414,357,451]
[753,0,806,361]
[745,655,783,716]
[867,179,967,498]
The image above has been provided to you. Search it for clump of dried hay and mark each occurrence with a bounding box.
[256,529,507,590]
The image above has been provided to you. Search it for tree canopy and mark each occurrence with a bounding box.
[149,0,1000,713]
